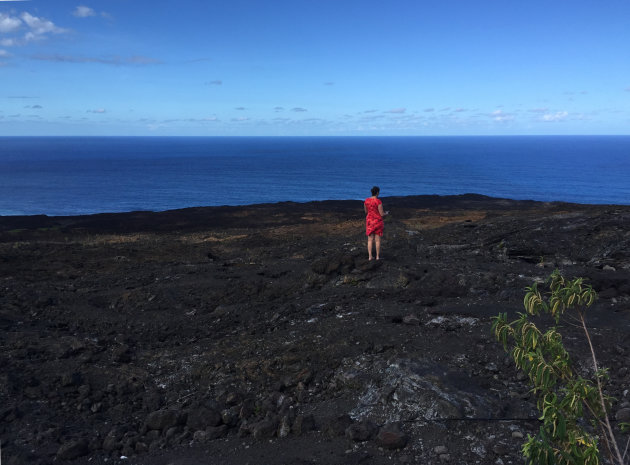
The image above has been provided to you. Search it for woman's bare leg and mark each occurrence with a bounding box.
[375,235,381,260]
[367,234,374,260]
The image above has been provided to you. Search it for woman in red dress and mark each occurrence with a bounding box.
[364,186,387,260]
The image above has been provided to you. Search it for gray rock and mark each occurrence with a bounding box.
[112,344,131,363]
[239,399,256,420]
[434,445,448,454]
[238,421,252,437]
[324,414,353,438]
[221,407,240,427]
[402,314,420,325]
[312,254,355,275]
[278,415,292,438]
[616,408,630,422]
[492,443,511,455]
[102,427,125,452]
[90,402,102,413]
[187,406,222,430]
[376,423,408,450]
[148,438,164,451]
[206,424,229,440]
[135,442,148,453]
[144,430,160,442]
[121,445,135,457]
[78,383,91,398]
[102,434,121,452]
[145,409,180,431]
[60,372,82,387]
[57,438,89,460]
[252,416,279,439]
[345,419,378,441]
[142,392,164,412]
[366,272,410,290]
[485,362,499,373]
[165,426,182,439]
[226,390,242,406]
[292,414,316,435]
[295,369,314,385]
[349,358,496,423]
[88,436,101,452]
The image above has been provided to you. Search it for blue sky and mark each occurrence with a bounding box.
[1,0,629,136]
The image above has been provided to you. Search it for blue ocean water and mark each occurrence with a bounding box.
[0,136,629,216]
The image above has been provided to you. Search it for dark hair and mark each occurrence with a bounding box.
[371,186,380,196]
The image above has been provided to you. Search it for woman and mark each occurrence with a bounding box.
[364,186,387,260]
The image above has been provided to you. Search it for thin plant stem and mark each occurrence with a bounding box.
[579,311,624,464]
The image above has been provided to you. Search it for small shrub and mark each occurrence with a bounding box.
[492,270,629,465]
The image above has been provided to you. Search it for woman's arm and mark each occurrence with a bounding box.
[378,203,385,216]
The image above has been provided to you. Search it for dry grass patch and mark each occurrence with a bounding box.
[402,211,487,230]
[178,232,249,244]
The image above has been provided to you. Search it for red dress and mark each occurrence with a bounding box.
[364,197,384,236]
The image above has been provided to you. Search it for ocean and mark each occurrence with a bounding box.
[0,136,629,216]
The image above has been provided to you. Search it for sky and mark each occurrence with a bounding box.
[0,0,629,136]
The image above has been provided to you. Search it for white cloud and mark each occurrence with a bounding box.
[0,49,9,57]
[31,54,162,65]
[541,111,568,122]
[128,55,161,65]
[87,108,106,113]
[386,108,406,114]
[491,110,514,122]
[159,117,219,124]
[21,12,66,40]
[0,12,67,48]
[0,13,22,34]
[73,6,96,18]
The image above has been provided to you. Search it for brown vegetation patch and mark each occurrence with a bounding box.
[401,210,487,230]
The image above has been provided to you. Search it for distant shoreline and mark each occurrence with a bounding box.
[2,134,630,139]
[1,192,628,220]
[1,193,624,236]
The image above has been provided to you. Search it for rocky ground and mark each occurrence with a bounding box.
[1,194,629,465]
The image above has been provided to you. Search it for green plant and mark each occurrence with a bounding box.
[492,270,629,465]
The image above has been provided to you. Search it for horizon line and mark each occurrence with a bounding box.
[1,134,630,138]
